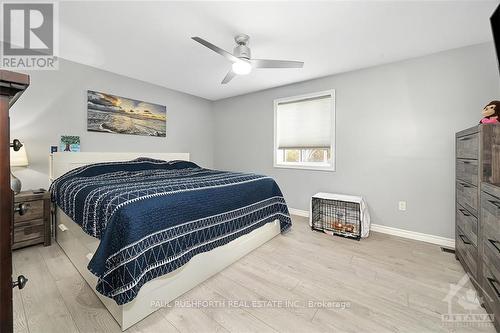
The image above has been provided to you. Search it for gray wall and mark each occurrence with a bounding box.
[212,42,500,238]
[10,58,214,190]
[10,43,499,238]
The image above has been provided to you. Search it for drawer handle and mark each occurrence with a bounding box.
[459,234,471,245]
[58,224,68,232]
[14,203,28,216]
[12,275,28,290]
[459,136,473,141]
[10,139,23,152]
[489,200,500,209]
[458,208,471,217]
[459,182,471,188]
[461,161,471,164]
[489,239,500,254]
[487,277,500,298]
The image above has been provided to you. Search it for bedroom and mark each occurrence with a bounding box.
[1,0,500,332]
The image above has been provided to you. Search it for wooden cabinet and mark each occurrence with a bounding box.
[482,125,500,187]
[456,124,500,331]
[12,191,51,250]
[480,127,500,332]
[481,182,500,330]
[455,126,480,283]
[0,70,30,333]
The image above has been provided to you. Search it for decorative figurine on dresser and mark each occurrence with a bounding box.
[0,70,30,333]
[455,123,500,330]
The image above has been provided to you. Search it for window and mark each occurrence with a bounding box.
[274,90,335,171]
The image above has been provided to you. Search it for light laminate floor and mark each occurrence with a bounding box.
[13,216,495,333]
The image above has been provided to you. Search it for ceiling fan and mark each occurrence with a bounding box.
[191,34,304,84]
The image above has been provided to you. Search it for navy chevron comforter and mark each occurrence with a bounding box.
[50,158,291,305]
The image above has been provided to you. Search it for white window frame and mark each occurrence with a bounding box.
[273,89,336,172]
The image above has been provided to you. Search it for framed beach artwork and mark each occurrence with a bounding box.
[87,90,166,137]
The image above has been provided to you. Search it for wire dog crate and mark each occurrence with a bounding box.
[311,194,362,240]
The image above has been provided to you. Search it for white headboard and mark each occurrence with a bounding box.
[49,152,190,181]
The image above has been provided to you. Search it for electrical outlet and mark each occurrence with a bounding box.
[398,201,407,211]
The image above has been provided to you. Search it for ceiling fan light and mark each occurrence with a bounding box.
[232,61,252,75]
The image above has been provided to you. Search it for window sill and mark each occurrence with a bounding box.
[273,163,335,172]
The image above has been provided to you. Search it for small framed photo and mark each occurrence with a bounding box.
[60,135,80,152]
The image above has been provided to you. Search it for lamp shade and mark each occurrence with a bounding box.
[10,143,28,167]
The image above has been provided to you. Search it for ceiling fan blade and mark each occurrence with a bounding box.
[192,37,241,63]
[251,59,304,68]
[221,70,236,84]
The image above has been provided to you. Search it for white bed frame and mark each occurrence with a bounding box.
[50,152,281,330]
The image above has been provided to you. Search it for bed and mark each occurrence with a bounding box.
[49,152,291,330]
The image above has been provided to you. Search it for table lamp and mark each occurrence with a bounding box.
[10,142,28,194]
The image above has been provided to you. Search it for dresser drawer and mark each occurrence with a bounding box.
[483,182,500,200]
[456,159,478,186]
[13,199,44,223]
[456,203,478,247]
[456,181,478,216]
[456,133,479,159]
[12,219,45,249]
[481,191,500,244]
[456,227,477,277]
[484,235,500,279]
[482,263,500,324]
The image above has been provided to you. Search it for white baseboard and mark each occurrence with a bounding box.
[288,208,309,218]
[369,224,455,248]
[289,208,455,249]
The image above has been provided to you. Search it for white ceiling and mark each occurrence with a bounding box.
[58,1,499,101]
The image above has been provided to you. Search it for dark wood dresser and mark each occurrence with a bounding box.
[0,70,30,333]
[455,124,500,331]
[12,190,51,250]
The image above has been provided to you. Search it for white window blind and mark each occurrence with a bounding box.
[276,94,332,149]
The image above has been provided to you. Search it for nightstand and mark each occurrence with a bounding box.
[12,190,51,250]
